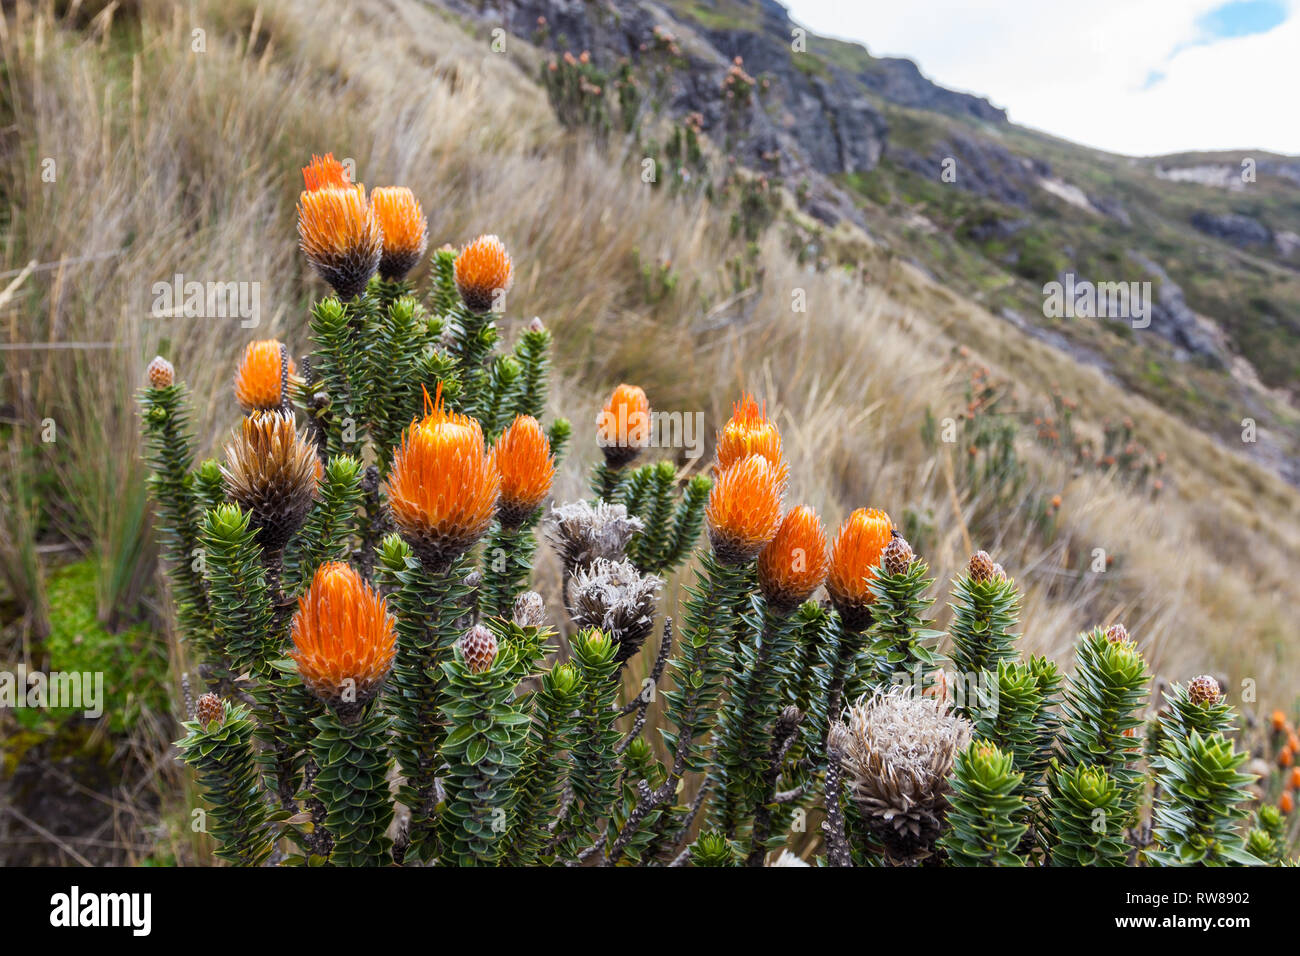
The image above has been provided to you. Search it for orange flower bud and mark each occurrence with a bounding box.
[385,385,500,572]
[370,186,429,281]
[290,562,396,711]
[826,508,893,629]
[706,454,783,564]
[758,505,828,610]
[493,415,555,527]
[597,383,651,468]
[454,234,513,313]
[234,339,296,412]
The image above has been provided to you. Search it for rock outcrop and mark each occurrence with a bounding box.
[1190,211,1273,248]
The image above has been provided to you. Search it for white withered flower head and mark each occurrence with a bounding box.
[546,500,644,574]
[834,685,972,862]
[568,557,662,665]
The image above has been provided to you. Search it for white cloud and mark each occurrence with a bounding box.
[783,0,1300,156]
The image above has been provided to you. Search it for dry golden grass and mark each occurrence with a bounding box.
[3,0,1297,750]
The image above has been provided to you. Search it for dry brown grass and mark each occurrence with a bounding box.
[3,0,1298,859]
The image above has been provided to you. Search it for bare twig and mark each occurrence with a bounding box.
[822,745,852,867]
[2,806,95,867]
[615,617,674,755]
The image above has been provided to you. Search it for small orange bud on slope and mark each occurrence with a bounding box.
[371,186,428,281]
[597,383,651,468]
[234,339,296,412]
[146,356,175,389]
[493,415,555,527]
[827,508,893,629]
[454,234,513,313]
[758,505,828,610]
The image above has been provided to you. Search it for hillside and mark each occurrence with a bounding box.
[464,0,1300,484]
[1,0,1298,863]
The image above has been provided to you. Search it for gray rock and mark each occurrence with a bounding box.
[1126,253,1226,364]
[1190,211,1272,247]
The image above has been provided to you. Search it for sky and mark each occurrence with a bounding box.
[783,0,1300,157]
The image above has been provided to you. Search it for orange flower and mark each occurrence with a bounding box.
[297,157,381,300]
[234,339,296,412]
[371,186,429,281]
[1281,748,1294,769]
[1291,733,1300,752]
[1271,710,1289,732]
[597,383,651,468]
[827,507,894,628]
[706,454,783,564]
[1282,791,1294,814]
[290,562,396,709]
[716,394,786,482]
[493,415,555,526]
[1289,767,1300,790]
[454,234,513,313]
[758,505,828,610]
[385,385,500,571]
[301,153,352,192]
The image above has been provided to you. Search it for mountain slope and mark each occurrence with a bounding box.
[464,0,1300,485]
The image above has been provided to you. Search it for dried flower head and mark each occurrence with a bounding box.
[459,624,499,674]
[146,356,174,389]
[512,591,547,629]
[221,411,319,553]
[835,686,973,863]
[546,500,644,575]
[715,393,786,482]
[385,385,500,572]
[1187,674,1223,706]
[881,530,914,577]
[568,557,662,665]
[195,692,224,729]
[298,155,381,299]
[290,562,397,711]
[234,339,296,412]
[370,186,429,281]
[706,454,784,564]
[454,234,513,313]
[597,383,651,468]
[827,508,894,629]
[757,505,828,610]
[493,415,555,527]
[968,550,996,583]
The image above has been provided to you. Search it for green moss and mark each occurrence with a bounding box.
[38,559,169,734]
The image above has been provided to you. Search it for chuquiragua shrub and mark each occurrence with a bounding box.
[140,154,1291,867]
